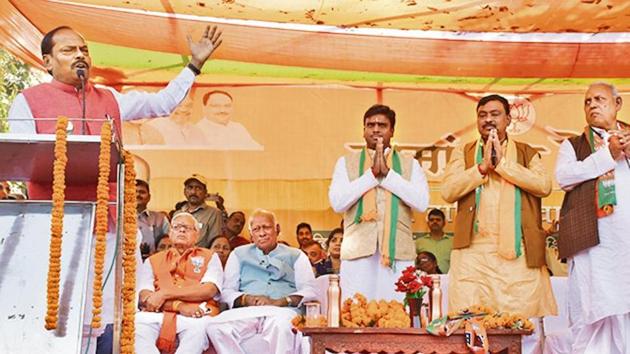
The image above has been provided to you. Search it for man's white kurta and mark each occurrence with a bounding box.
[328,149,429,301]
[555,131,630,353]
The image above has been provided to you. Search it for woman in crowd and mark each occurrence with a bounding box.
[415,251,442,275]
[209,235,231,268]
[325,227,343,275]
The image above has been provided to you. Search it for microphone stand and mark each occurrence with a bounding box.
[77,68,87,134]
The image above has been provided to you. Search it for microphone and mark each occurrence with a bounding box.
[77,68,87,134]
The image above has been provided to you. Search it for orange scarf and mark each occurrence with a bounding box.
[149,247,220,352]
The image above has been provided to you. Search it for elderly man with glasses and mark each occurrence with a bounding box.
[136,212,223,354]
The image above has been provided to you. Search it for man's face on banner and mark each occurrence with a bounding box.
[204,92,233,125]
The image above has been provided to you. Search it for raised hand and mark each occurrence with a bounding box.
[187,25,223,70]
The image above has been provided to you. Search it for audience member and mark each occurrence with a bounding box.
[175,174,224,248]
[136,179,170,260]
[295,222,313,249]
[301,240,331,277]
[135,212,222,354]
[325,228,343,275]
[156,234,172,253]
[415,251,442,275]
[209,235,231,268]
[413,208,453,273]
[222,211,250,249]
[206,209,316,354]
[169,200,188,220]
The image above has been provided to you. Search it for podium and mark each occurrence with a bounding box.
[0,132,126,354]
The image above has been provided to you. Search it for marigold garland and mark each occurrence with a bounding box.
[45,116,69,330]
[91,122,112,329]
[120,150,137,353]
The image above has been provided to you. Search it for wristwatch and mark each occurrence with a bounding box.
[285,296,293,307]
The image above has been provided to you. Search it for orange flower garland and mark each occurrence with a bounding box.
[45,116,69,330]
[91,122,112,329]
[120,150,137,353]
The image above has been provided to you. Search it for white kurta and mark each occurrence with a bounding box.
[328,149,430,301]
[555,131,630,353]
[134,252,224,354]
[206,248,316,354]
[196,119,264,150]
[8,67,196,132]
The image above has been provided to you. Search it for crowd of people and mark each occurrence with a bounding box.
[4,24,629,354]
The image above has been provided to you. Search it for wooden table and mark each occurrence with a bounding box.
[301,327,532,354]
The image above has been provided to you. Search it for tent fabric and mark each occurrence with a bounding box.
[40,0,630,33]
[3,0,630,83]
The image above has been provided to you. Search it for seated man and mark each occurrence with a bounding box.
[301,240,333,277]
[136,212,223,354]
[222,211,250,249]
[413,209,453,273]
[206,209,316,354]
[295,222,314,249]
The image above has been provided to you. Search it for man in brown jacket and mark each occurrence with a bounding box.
[441,94,557,319]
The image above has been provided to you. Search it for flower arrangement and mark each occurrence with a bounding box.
[394,265,433,304]
[341,293,409,328]
[448,305,535,331]
[291,314,327,329]
[120,150,137,354]
[45,116,69,330]
[91,122,112,329]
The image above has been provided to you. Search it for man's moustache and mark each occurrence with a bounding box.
[72,61,89,69]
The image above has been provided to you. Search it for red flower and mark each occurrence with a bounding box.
[420,275,433,288]
[395,266,432,297]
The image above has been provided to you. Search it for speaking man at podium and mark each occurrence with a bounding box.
[7,24,222,200]
[5,24,223,354]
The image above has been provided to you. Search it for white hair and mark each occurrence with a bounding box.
[588,81,620,98]
[171,212,201,231]
[247,208,277,232]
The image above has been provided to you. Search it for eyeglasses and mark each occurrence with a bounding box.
[250,224,274,234]
[171,224,196,232]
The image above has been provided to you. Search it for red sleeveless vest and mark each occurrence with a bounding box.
[22,80,122,201]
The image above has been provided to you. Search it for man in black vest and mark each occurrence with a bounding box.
[555,82,630,353]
